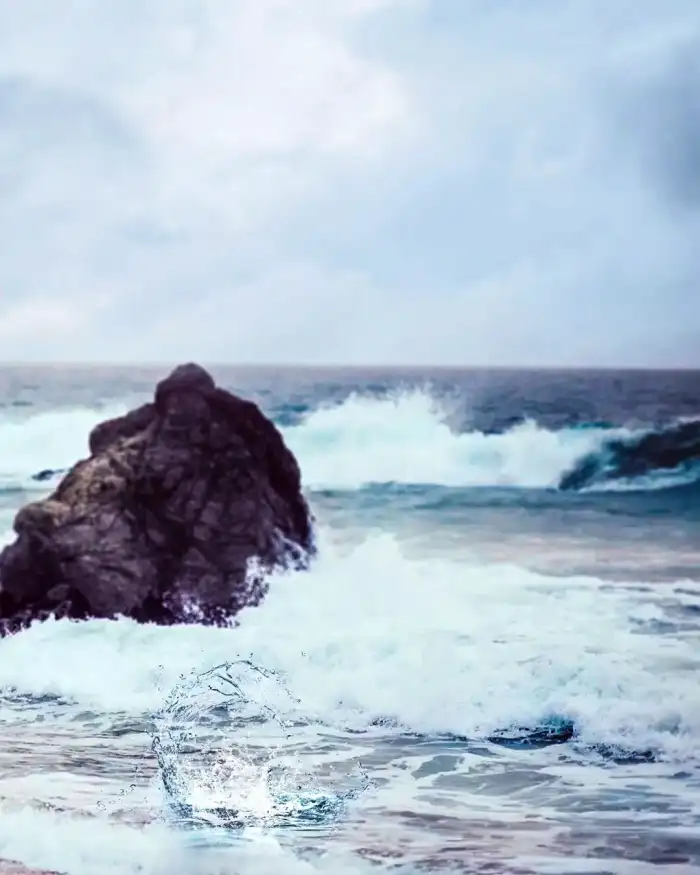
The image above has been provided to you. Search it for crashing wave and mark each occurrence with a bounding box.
[283,390,700,493]
[559,419,700,492]
[281,390,612,490]
[7,392,700,496]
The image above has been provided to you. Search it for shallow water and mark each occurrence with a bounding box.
[0,366,699,874]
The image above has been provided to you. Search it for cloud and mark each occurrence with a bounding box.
[607,34,700,213]
[0,0,698,365]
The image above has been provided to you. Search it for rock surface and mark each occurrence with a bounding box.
[0,363,313,634]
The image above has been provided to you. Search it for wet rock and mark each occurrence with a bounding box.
[0,363,313,634]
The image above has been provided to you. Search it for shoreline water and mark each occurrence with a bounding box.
[0,366,698,873]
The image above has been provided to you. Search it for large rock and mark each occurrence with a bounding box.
[0,364,313,635]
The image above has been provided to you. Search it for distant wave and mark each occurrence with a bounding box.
[0,405,127,494]
[280,390,700,493]
[2,393,698,497]
[559,419,700,492]
[280,390,609,490]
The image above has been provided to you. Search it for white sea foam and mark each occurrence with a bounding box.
[281,390,614,490]
[1,530,698,762]
[283,390,700,491]
[0,391,696,494]
[0,405,127,492]
[0,805,372,875]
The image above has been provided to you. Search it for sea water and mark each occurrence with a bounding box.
[0,366,698,874]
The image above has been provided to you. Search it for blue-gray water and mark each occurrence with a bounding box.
[0,366,698,875]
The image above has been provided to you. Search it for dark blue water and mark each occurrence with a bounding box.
[1,364,697,420]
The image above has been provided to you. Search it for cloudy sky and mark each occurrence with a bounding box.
[0,0,699,366]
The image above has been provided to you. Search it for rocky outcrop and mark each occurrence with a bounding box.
[0,364,313,635]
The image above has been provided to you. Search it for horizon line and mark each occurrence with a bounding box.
[0,361,697,372]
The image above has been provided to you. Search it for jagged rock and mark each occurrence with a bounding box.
[0,364,313,634]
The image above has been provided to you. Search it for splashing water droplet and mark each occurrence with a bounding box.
[152,660,370,829]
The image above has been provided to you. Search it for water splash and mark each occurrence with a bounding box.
[282,389,607,490]
[559,418,700,492]
[152,660,371,830]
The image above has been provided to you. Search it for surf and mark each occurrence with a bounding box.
[1,530,698,763]
[5,392,699,497]
[282,389,700,493]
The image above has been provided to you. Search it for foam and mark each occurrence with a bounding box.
[281,390,617,490]
[0,405,127,493]
[0,392,695,496]
[0,805,373,875]
[1,531,698,762]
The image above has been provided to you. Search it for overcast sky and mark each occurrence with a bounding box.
[0,0,699,366]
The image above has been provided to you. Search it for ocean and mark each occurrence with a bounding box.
[0,365,698,875]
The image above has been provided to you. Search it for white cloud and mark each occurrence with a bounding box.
[0,0,698,365]
[0,1,412,220]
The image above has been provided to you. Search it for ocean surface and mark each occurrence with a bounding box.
[0,365,699,875]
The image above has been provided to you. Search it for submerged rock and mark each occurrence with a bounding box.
[31,468,66,482]
[0,363,313,635]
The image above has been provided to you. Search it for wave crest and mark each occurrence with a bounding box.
[282,390,609,490]
[2,531,699,762]
[2,392,698,499]
[559,419,700,492]
[282,390,700,493]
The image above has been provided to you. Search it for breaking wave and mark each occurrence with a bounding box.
[2,392,699,497]
[559,418,700,492]
[0,405,127,494]
[281,390,700,493]
[1,531,699,763]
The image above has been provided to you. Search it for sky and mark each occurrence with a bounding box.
[0,0,699,366]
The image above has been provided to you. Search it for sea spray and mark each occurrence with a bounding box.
[1,531,698,761]
[153,660,371,829]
